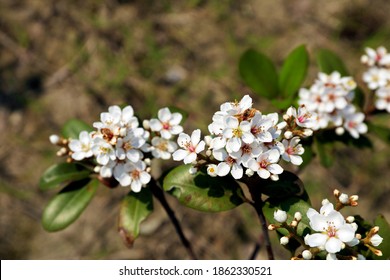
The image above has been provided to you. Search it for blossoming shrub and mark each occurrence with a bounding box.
[40,45,390,260]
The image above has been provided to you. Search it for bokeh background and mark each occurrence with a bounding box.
[1,0,389,260]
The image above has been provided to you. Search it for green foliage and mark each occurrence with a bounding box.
[263,196,312,238]
[316,48,349,76]
[42,179,99,232]
[373,215,390,260]
[239,49,279,99]
[367,122,390,143]
[118,188,154,247]
[61,119,93,139]
[163,164,245,212]
[279,45,309,99]
[239,45,309,110]
[39,162,91,190]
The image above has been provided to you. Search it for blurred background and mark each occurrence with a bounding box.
[1,0,389,259]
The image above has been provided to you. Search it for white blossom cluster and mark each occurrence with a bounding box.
[271,195,383,260]
[298,72,368,139]
[173,95,315,181]
[54,106,184,192]
[361,46,390,113]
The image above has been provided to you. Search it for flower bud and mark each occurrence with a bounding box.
[49,134,60,145]
[302,250,312,260]
[268,224,277,231]
[346,216,355,223]
[94,166,101,173]
[370,234,383,247]
[144,158,152,166]
[339,193,349,204]
[143,119,150,130]
[280,236,289,245]
[302,128,313,137]
[284,131,293,139]
[245,169,254,177]
[274,209,287,223]
[290,220,298,228]
[335,127,345,135]
[321,199,330,206]
[189,167,198,175]
[357,254,366,260]
[294,212,302,221]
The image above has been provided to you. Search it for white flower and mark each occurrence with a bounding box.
[213,148,243,179]
[370,234,383,247]
[150,137,178,160]
[115,128,145,162]
[223,116,254,152]
[281,137,304,165]
[207,164,218,177]
[285,105,317,129]
[305,203,356,254]
[92,137,116,165]
[229,142,263,167]
[149,107,183,139]
[280,236,289,245]
[173,129,205,164]
[362,67,389,90]
[343,112,368,139]
[247,149,283,180]
[249,113,273,143]
[375,87,390,113]
[69,131,93,160]
[361,46,390,67]
[274,209,287,223]
[219,94,253,115]
[114,160,151,191]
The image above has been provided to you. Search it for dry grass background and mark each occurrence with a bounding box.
[1,0,390,259]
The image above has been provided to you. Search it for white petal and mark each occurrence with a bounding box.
[305,233,327,248]
[131,180,142,192]
[139,172,151,185]
[195,140,205,153]
[290,155,303,165]
[149,119,163,131]
[184,152,197,164]
[228,137,241,152]
[191,129,201,145]
[268,163,283,175]
[325,237,343,253]
[225,116,239,129]
[217,162,230,176]
[170,112,183,125]
[231,164,243,179]
[177,133,191,148]
[258,168,270,179]
[158,107,171,122]
[172,149,188,161]
[337,225,355,242]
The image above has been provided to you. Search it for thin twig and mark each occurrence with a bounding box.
[149,179,198,260]
[250,200,275,260]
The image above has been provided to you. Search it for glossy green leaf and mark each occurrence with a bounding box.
[316,49,349,76]
[42,179,99,232]
[263,196,312,237]
[239,49,279,99]
[373,214,390,260]
[163,164,245,212]
[242,171,307,200]
[39,162,91,190]
[367,122,390,143]
[279,45,309,98]
[118,187,154,248]
[62,119,93,139]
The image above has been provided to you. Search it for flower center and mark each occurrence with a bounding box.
[259,159,269,169]
[162,122,171,130]
[131,169,140,180]
[286,146,295,155]
[327,225,337,237]
[232,127,243,138]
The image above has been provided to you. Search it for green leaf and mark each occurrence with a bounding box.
[316,49,349,76]
[118,188,154,247]
[279,45,309,98]
[62,119,93,139]
[314,136,334,168]
[367,122,390,143]
[242,171,307,201]
[39,162,91,191]
[373,214,390,260]
[163,164,245,212]
[263,196,312,237]
[42,179,99,232]
[239,49,279,99]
